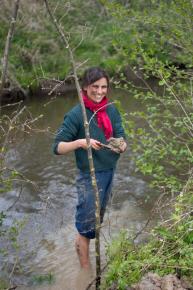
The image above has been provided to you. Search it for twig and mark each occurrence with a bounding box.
[0,100,23,109]
[9,257,18,282]
[160,74,193,131]
[1,105,26,153]
[85,263,109,290]
[6,286,17,290]
[47,76,71,96]
[6,185,23,211]
[132,190,170,241]
[88,102,115,126]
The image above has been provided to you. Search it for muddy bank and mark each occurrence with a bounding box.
[0,79,76,105]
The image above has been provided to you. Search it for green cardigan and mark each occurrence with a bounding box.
[53,103,126,172]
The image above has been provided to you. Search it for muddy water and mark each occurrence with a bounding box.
[1,89,159,290]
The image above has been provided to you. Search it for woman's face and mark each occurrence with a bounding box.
[84,77,108,103]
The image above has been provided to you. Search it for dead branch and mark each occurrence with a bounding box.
[6,286,17,290]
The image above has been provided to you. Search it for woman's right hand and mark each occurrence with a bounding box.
[77,139,102,150]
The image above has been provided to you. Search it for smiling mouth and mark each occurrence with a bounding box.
[93,96,103,103]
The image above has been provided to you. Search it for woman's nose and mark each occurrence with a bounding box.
[97,87,103,94]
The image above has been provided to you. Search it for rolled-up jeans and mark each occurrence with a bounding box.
[75,169,114,239]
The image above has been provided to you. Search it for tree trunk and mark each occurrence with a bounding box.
[0,0,20,108]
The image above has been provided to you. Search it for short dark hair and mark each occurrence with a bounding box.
[81,67,110,89]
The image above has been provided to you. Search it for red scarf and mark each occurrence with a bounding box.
[82,92,113,140]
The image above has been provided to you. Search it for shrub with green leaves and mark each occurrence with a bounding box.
[101,0,193,195]
[100,0,193,68]
[101,1,193,288]
[103,183,193,289]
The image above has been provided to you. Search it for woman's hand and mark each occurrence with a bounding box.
[78,139,102,150]
[106,137,127,154]
[57,139,102,154]
[119,141,127,153]
[110,141,127,153]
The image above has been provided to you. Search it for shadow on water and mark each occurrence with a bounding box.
[1,89,160,289]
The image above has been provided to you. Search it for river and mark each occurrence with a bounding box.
[0,88,160,290]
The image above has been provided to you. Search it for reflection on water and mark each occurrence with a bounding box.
[1,90,159,289]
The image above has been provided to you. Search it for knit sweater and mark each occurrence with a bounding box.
[53,103,126,172]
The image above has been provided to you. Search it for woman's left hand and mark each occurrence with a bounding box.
[119,141,127,153]
[107,137,127,153]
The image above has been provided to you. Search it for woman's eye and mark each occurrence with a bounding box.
[92,85,107,89]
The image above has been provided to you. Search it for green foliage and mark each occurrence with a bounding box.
[101,1,193,288]
[0,0,117,87]
[0,212,27,288]
[123,66,192,193]
[0,212,6,238]
[103,188,193,289]
[31,272,55,286]
[101,0,193,195]
[0,278,9,290]
[0,214,26,255]
[0,164,20,194]
[101,0,193,69]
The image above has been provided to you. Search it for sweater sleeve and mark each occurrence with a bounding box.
[112,106,126,139]
[52,112,80,155]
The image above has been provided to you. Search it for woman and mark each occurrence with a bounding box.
[53,67,127,268]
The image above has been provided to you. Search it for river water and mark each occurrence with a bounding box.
[1,89,160,290]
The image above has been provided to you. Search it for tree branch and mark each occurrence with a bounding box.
[44,1,102,288]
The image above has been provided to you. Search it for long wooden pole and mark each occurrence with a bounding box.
[44,1,101,288]
[0,0,20,108]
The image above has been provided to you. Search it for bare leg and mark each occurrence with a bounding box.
[75,233,91,269]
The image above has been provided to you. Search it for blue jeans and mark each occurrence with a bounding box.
[75,169,114,239]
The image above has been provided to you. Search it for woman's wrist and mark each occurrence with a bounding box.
[76,139,82,149]
[76,139,86,149]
